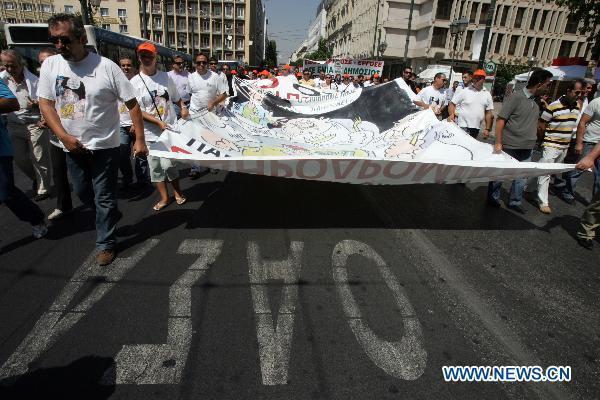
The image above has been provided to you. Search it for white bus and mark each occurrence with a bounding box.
[3,23,192,73]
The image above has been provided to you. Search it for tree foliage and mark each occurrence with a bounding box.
[555,0,600,58]
[265,40,278,67]
[493,63,530,96]
[304,39,333,61]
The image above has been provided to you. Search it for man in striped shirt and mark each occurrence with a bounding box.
[536,79,584,214]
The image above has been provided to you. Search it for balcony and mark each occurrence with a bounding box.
[152,7,161,14]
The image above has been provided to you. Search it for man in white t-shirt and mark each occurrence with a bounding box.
[38,14,148,266]
[188,53,229,179]
[167,55,191,118]
[312,70,326,87]
[447,69,494,139]
[338,74,357,93]
[130,41,188,212]
[417,72,446,118]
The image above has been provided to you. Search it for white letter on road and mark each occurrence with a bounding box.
[0,239,159,379]
[248,241,303,386]
[332,240,427,380]
[114,239,223,384]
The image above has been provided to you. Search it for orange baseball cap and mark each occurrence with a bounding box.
[373,73,380,78]
[137,41,157,54]
[473,69,486,77]
[231,70,237,75]
[282,64,291,70]
[260,69,269,76]
[343,73,350,78]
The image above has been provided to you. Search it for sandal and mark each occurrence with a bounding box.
[153,201,170,211]
[175,196,187,205]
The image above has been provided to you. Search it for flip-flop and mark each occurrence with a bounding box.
[175,196,187,205]
[153,201,170,211]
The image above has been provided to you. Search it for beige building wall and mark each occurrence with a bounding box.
[53,0,141,37]
[325,0,594,70]
[0,0,55,23]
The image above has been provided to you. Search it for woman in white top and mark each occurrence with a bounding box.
[130,42,189,211]
[319,75,339,92]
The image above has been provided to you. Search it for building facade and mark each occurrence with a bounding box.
[2,0,265,65]
[325,0,595,72]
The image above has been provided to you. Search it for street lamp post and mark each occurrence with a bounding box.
[448,17,468,85]
[527,56,538,80]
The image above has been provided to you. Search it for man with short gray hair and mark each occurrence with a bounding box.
[1,49,52,201]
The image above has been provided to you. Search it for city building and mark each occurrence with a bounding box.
[0,0,55,24]
[289,1,327,62]
[1,0,265,65]
[324,0,595,75]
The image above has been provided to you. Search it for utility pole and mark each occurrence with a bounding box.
[403,0,415,66]
[372,0,381,58]
[79,0,90,25]
[478,0,496,68]
[142,0,148,39]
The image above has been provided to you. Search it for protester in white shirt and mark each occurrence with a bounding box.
[130,41,188,212]
[167,55,191,118]
[319,74,339,92]
[38,13,147,266]
[188,53,229,179]
[313,70,326,87]
[447,69,494,139]
[338,74,357,93]
[117,56,149,190]
[1,49,52,201]
[417,73,446,118]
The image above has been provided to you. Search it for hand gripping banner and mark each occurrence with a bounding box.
[149,77,574,185]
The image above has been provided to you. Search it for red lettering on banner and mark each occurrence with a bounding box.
[412,163,437,182]
[287,93,300,101]
[383,162,415,179]
[452,167,467,181]
[297,160,327,179]
[332,160,359,179]
[434,165,456,183]
[170,146,192,154]
[236,160,265,175]
[270,161,294,178]
[357,161,382,179]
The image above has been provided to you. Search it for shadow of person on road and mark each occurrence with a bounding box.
[0,355,115,400]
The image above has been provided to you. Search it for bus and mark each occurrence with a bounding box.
[3,23,192,74]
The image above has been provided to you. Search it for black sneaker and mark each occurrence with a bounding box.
[577,237,594,250]
[508,204,527,214]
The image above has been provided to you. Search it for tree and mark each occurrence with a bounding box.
[493,63,530,97]
[265,40,278,67]
[304,38,333,61]
[555,0,600,58]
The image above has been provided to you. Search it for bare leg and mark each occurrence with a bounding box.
[170,178,184,200]
[155,181,170,204]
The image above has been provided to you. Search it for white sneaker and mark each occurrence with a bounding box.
[32,223,48,239]
[48,209,64,220]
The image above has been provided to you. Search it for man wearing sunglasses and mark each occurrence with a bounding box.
[535,79,586,214]
[167,55,190,119]
[37,14,148,266]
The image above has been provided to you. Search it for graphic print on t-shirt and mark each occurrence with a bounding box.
[55,76,86,120]
[144,87,170,120]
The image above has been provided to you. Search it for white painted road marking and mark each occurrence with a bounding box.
[114,239,223,384]
[248,241,304,386]
[0,239,159,379]
[332,240,427,380]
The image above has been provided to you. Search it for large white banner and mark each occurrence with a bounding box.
[149,78,573,185]
[303,59,384,77]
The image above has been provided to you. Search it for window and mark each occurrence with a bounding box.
[523,36,533,56]
[200,3,209,16]
[237,54,244,63]
[153,17,162,29]
[213,4,221,16]
[213,36,222,48]
[167,2,174,14]
[539,10,549,30]
[100,8,109,16]
[236,22,244,35]
[508,36,518,55]
[167,18,174,28]
[479,3,489,24]
[236,37,244,50]
[118,9,126,17]
[529,9,538,30]
[500,7,509,26]
[21,3,32,11]
[189,2,197,14]
[201,35,209,48]
[469,3,478,24]
[119,24,128,33]
[436,1,452,20]
[41,4,52,12]
[532,38,541,57]
[213,20,222,32]
[464,30,473,50]
[225,4,233,17]
[153,32,163,42]
[65,5,74,13]
[7,17,16,23]
[514,8,525,28]
[431,27,448,47]
[201,19,210,31]
[564,14,578,34]
[494,33,504,53]
[236,7,244,18]
[177,19,186,30]
[4,2,15,10]
[558,40,573,57]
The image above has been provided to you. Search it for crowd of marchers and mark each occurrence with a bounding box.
[1,13,600,267]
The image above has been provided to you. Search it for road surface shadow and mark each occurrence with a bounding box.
[0,355,115,400]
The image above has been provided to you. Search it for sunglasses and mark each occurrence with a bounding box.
[403,71,411,74]
[196,60,208,65]
[209,62,217,65]
[49,35,71,45]
[173,61,183,65]
[572,90,582,95]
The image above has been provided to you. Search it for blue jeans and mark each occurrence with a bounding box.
[0,156,44,226]
[119,126,149,184]
[487,148,533,206]
[66,147,119,250]
[561,142,600,201]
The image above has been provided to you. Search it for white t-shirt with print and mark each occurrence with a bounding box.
[188,70,229,112]
[37,52,136,150]
[130,70,180,142]
[417,85,446,108]
[118,99,132,127]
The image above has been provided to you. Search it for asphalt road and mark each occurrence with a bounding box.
[0,164,599,400]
